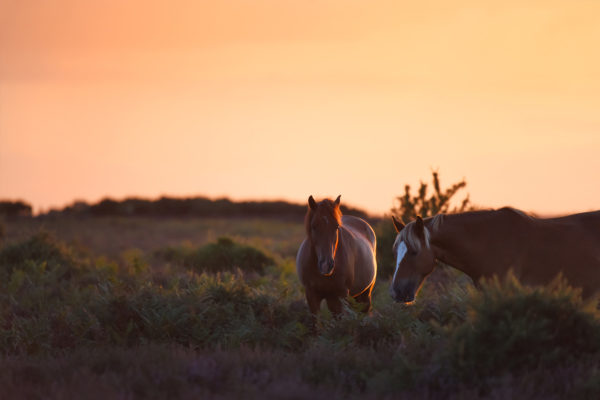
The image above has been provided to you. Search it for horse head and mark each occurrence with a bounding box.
[390,215,435,303]
[306,195,342,276]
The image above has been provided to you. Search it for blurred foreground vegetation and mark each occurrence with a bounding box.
[0,221,599,399]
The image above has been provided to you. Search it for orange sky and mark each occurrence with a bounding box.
[1,0,599,215]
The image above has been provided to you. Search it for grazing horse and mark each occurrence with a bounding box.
[390,207,600,303]
[296,195,377,315]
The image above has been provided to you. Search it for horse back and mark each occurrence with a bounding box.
[533,210,600,243]
[525,210,600,297]
[341,215,376,249]
[547,210,600,235]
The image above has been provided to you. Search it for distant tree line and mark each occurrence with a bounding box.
[34,196,371,220]
[0,201,32,217]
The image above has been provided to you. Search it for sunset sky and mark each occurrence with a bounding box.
[1,0,599,216]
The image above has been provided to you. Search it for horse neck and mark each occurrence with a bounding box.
[337,224,351,254]
[427,212,490,280]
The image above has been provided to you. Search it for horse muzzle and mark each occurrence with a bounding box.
[390,282,417,303]
[318,259,335,276]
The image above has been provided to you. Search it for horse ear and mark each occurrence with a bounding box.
[334,195,341,207]
[415,216,425,239]
[308,195,317,210]
[392,216,405,232]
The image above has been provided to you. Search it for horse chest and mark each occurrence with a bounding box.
[306,274,349,297]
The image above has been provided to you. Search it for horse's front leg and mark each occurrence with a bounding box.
[305,290,322,315]
[326,296,343,316]
[305,290,323,333]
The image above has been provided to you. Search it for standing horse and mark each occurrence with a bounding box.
[296,195,377,315]
[390,207,600,303]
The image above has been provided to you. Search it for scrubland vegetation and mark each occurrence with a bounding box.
[1,221,599,399]
[1,179,599,399]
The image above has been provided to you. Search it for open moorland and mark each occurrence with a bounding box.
[1,210,599,400]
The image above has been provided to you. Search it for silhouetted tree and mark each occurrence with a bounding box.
[376,171,473,278]
[391,170,471,222]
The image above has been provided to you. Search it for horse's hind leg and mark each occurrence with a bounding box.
[354,287,373,313]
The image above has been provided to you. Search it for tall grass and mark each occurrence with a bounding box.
[0,231,599,399]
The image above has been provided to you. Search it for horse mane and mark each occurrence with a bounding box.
[394,214,445,251]
[304,198,342,236]
[430,214,445,232]
[394,221,431,252]
[395,208,531,251]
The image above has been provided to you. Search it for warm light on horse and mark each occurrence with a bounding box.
[308,198,340,276]
[390,215,435,303]
[297,195,377,315]
[389,208,600,304]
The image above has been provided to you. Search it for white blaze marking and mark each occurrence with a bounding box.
[393,241,408,281]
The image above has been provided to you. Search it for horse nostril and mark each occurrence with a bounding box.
[318,259,334,276]
[390,286,414,303]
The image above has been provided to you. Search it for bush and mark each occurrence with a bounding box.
[0,232,81,280]
[444,273,600,382]
[156,237,275,275]
[317,304,409,349]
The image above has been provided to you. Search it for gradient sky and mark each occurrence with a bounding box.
[1,0,599,215]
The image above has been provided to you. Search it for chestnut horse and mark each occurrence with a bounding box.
[390,207,600,303]
[296,195,377,315]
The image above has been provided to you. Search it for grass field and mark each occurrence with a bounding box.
[1,216,599,399]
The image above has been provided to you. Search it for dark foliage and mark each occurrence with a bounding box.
[1,225,599,399]
[444,274,600,383]
[0,200,32,217]
[376,171,473,278]
[391,170,471,223]
[0,231,82,280]
[154,237,275,274]
[48,196,371,221]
